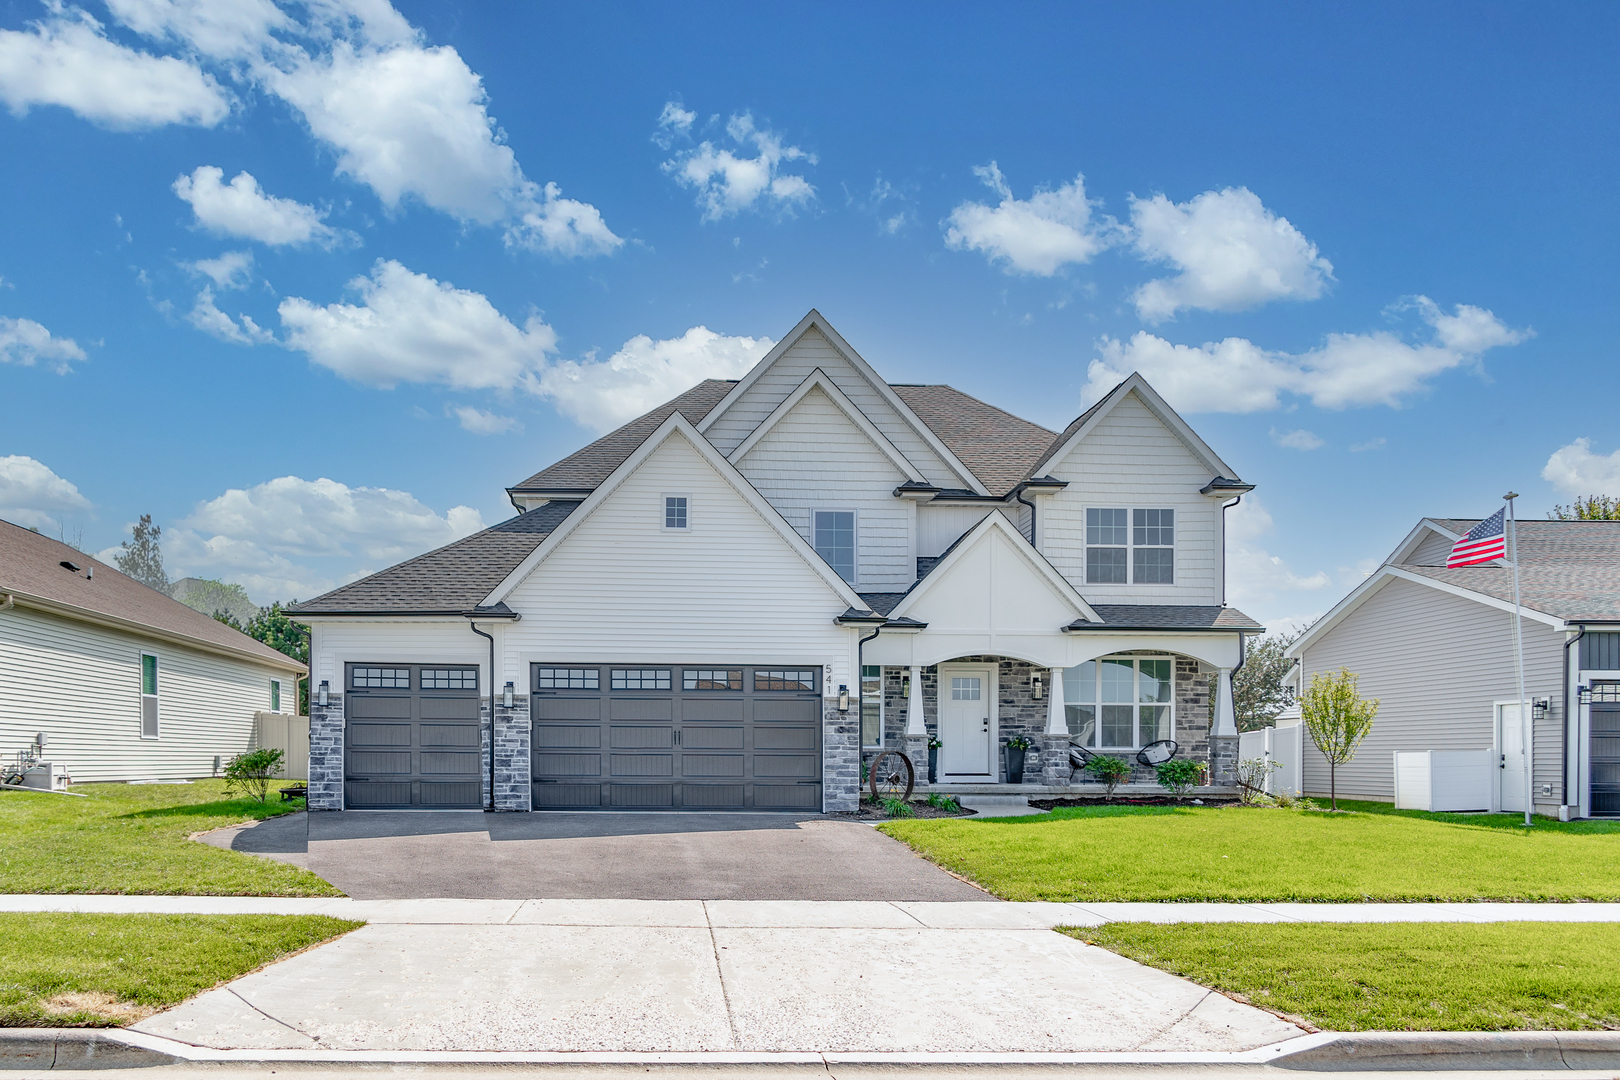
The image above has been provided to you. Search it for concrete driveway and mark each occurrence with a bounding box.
[202,811,991,901]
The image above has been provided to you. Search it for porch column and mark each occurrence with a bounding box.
[1041,666,1071,787]
[1214,667,1237,737]
[904,665,931,786]
[1211,665,1239,787]
[1045,666,1067,735]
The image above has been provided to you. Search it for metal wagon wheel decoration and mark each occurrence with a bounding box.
[869,749,915,802]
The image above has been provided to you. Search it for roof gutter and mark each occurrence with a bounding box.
[0,593,13,611]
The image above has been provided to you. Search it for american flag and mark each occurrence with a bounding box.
[1447,508,1507,567]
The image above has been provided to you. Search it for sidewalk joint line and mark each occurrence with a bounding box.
[887,901,929,927]
[227,987,318,1043]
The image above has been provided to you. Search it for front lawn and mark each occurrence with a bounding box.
[0,912,361,1026]
[878,801,1620,901]
[0,780,340,895]
[1067,922,1620,1031]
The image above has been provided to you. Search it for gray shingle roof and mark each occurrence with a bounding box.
[1067,605,1265,632]
[889,384,1057,496]
[857,593,910,617]
[0,519,303,670]
[1399,519,1620,621]
[289,502,577,615]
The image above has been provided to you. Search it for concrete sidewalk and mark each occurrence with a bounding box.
[4,894,1619,925]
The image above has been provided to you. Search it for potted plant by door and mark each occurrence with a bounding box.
[1005,735,1034,783]
[927,736,942,784]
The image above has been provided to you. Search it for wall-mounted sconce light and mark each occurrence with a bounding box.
[838,684,850,713]
[503,681,515,709]
[1031,674,1044,700]
[317,680,329,707]
[901,673,911,697]
[1532,697,1551,721]
[1579,684,1593,706]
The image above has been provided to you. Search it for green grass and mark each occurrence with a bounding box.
[1066,922,1620,1031]
[878,800,1620,901]
[0,912,361,1026]
[0,780,341,895]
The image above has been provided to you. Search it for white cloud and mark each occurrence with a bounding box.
[652,100,694,148]
[1084,297,1530,413]
[155,530,334,604]
[184,249,253,289]
[506,183,623,258]
[278,259,556,390]
[0,316,87,373]
[0,455,92,530]
[1543,438,1620,497]
[539,326,773,433]
[449,404,519,435]
[663,111,816,221]
[1224,496,1331,628]
[173,166,342,247]
[0,7,229,129]
[1350,437,1386,452]
[104,0,296,61]
[188,287,272,344]
[944,162,1113,276]
[1270,427,1324,451]
[1129,187,1333,321]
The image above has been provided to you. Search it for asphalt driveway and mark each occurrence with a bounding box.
[202,811,992,901]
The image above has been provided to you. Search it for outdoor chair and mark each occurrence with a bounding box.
[1135,740,1179,767]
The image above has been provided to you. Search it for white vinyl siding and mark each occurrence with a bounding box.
[1408,528,1457,565]
[0,604,295,782]
[1042,392,1218,603]
[735,385,912,589]
[1296,576,1565,809]
[704,326,970,489]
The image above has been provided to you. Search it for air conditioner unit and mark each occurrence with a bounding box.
[22,763,71,792]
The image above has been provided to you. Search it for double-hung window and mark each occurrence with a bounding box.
[1062,657,1174,750]
[860,665,883,749]
[813,510,856,583]
[1086,508,1174,584]
[140,653,159,738]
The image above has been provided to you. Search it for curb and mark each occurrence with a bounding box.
[3,1029,1619,1072]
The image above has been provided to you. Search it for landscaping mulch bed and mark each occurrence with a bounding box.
[832,798,979,821]
[1029,796,1238,809]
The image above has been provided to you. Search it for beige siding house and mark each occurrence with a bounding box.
[0,522,306,783]
[1288,518,1620,819]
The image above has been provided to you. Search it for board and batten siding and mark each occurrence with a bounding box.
[702,328,970,490]
[0,604,292,782]
[1295,575,1565,811]
[918,506,995,559]
[735,385,914,590]
[1040,392,1221,605]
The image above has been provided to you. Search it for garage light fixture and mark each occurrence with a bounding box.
[503,681,515,709]
[1532,697,1551,721]
[317,680,329,707]
[838,684,850,712]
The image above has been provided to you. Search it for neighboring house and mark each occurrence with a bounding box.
[0,521,306,782]
[1287,518,1620,819]
[289,310,1262,812]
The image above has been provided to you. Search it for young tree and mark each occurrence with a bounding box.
[1300,668,1379,810]
[1234,628,1305,731]
[114,514,170,593]
[246,603,310,713]
[1550,496,1620,520]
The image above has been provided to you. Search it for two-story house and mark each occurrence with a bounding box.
[290,311,1261,812]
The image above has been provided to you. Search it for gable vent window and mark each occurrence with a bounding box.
[813,510,857,584]
[1086,507,1174,585]
[140,653,159,739]
[664,495,689,530]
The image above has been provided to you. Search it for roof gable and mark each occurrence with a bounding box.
[729,369,927,481]
[1030,373,1241,482]
[889,384,1056,496]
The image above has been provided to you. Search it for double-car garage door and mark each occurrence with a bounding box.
[530,664,823,810]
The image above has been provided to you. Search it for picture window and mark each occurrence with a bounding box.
[1062,657,1174,749]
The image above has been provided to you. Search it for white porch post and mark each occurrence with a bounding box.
[1215,667,1237,738]
[905,666,927,736]
[1045,666,1067,735]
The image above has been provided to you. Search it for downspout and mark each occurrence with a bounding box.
[856,624,882,744]
[1220,495,1243,607]
[1563,625,1586,814]
[1014,485,1037,548]
[469,622,496,811]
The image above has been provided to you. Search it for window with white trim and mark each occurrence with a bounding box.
[813,510,856,583]
[860,665,883,749]
[664,495,689,530]
[1062,657,1174,749]
[1086,508,1174,584]
[270,679,282,713]
[140,653,159,738]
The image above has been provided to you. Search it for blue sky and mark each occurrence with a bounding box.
[2,1,1617,631]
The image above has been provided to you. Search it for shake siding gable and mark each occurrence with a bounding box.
[1040,392,1219,604]
[735,386,912,589]
[1295,575,1565,807]
[499,429,855,681]
[701,327,969,489]
[0,604,285,781]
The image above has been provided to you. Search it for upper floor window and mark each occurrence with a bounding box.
[814,510,857,583]
[664,495,689,530]
[1086,507,1174,584]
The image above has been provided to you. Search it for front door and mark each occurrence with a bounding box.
[939,668,994,781]
[1497,702,1527,813]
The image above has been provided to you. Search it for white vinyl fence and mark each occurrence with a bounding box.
[1237,720,1302,796]
[252,712,309,780]
[1392,749,1492,812]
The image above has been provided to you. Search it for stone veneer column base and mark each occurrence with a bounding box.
[306,696,344,810]
[493,696,531,811]
[1210,734,1239,787]
[903,735,930,789]
[823,702,859,812]
[1039,735,1071,787]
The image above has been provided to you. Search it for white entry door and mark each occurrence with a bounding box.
[940,669,994,781]
[1497,702,1527,813]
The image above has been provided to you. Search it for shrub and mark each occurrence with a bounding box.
[1235,757,1281,806]
[925,792,961,813]
[222,748,285,804]
[1086,754,1132,797]
[881,796,915,818]
[1155,758,1208,798]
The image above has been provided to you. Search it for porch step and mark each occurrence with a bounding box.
[957,795,1047,818]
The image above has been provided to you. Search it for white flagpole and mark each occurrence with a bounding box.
[1505,492,1531,828]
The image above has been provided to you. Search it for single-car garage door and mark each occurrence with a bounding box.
[531,664,822,810]
[345,663,483,809]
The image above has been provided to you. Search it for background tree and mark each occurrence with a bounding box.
[1234,628,1305,731]
[1301,667,1380,810]
[1550,495,1620,520]
[246,603,310,713]
[172,578,261,627]
[114,514,169,593]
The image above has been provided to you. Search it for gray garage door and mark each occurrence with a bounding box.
[344,663,483,809]
[531,664,822,810]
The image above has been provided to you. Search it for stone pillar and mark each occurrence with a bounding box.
[905,734,931,787]
[493,691,531,811]
[824,700,860,811]
[306,693,344,810]
[1211,665,1238,786]
[1040,735,1071,787]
